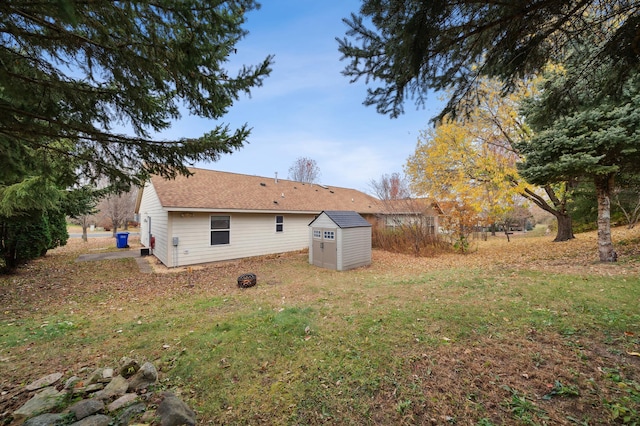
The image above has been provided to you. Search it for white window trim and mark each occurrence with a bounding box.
[210,215,230,246]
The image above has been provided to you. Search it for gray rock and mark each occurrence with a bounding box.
[75,383,104,396]
[64,375,81,390]
[25,372,63,391]
[114,402,146,426]
[13,387,63,421]
[70,414,112,426]
[69,399,104,420]
[140,409,158,423]
[107,393,138,412]
[23,412,65,426]
[93,375,128,400]
[86,368,104,385]
[127,362,157,392]
[11,361,195,426]
[157,392,196,426]
[119,357,139,378]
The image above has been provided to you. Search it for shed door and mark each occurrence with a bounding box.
[312,228,337,270]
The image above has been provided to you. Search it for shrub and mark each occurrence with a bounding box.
[372,223,452,257]
[0,208,68,272]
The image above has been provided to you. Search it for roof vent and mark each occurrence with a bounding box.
[260,182,266,187]
[330,190,334,194]
[281,193,285,198]
[273,200,278,204]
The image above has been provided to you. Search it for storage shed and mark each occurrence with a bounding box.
[308,210,372,271]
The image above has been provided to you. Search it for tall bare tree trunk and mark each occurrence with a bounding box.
[595,174,617,262]
[80,215,90,242]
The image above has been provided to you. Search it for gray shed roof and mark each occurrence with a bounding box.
[310,210,372,228]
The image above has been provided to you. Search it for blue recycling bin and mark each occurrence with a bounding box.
[116,232,130,248]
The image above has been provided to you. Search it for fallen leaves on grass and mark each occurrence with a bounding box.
[369,226,640,278]
[1,227,639,424]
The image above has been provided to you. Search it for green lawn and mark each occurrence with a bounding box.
[1,228,639,425]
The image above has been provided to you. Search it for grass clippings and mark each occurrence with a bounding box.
[1,228,640,425]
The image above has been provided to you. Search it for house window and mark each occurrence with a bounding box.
[313,229,322,239]
[323,230,335,240]
[210,215,230,245]
[275,215,284,232]
[385,215,404,228]
[423,216,435,234]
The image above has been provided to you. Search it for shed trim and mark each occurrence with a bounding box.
[309,210,371,229]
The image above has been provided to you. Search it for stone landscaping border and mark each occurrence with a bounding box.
[9,358,195,426]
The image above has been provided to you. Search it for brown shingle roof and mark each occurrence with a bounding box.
[382,198,444,215]
[148,168,383,213]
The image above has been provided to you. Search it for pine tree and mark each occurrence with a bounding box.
[517,54,640,261]
[1,1,272,270]
[0,1,273,189]
[338,0,639,120]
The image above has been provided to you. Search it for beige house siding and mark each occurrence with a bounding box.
[166,212,208,267]
[383,213,439,234]
[165,212,315,267]
[138,181,169,266]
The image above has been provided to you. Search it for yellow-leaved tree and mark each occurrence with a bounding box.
[406,77,576,244]
[470,77,576,241]
[406,119,519,251]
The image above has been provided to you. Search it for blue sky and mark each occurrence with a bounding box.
[160,1,444,194]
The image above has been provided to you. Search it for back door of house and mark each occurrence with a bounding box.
[312,228,337,269]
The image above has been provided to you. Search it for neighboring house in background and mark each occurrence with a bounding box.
[377,198,443,234]
[135,168,383,268]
